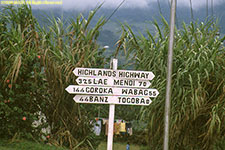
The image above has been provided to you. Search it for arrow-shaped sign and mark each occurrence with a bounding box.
[76,77,151,88]
[73,68,155,80]
[65,85,159,97]
[73,95,152,106]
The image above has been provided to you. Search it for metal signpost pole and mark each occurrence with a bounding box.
[107,58,117,150]
[163,0,176,150]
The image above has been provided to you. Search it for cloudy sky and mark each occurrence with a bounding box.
[60,0,224,10]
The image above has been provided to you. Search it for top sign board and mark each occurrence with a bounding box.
[73,68,155,80]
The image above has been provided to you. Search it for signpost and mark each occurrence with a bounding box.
[74,95,152,105]
[65,85,159,97]
[73,67,155,80]
[65,58,159,150]
[76,77,151,88]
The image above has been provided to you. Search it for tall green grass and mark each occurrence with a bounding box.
[0,4,107,149]
[117,18,225,149]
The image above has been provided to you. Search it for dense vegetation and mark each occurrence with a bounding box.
[0,4,225,150]
[118,18,225,149]
[0,4,106,149]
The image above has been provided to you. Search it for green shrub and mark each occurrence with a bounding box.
[0,4,107,149]
[0,4,48,139]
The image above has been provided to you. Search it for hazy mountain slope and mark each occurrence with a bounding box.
[2,1,224,48]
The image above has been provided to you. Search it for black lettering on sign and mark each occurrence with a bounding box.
[89,70,97,76]
[93,87,97,93]
[86,87,90,93]
[121,89,127,94]
[122,98,126,103]
[144,90,148,95]
[112,71,116,77]
[120,80,124,86]
[127,98,130,103]
[84,69,89,75]
[97,70,114,77]
[118,97,150,104]
[88,79,92,84]
[79,97,84,101]
[118,72,123,77]
[77,69,83,75]
[85,97,93,102]
[140,73,145,78]
[78,79,82,84]
[122,89,156,96]
[139,81,147,86]
[136,98,139,104]
[94,96,99,102]
[104,79,107,85]
[118,97,122,103]
[140,98,145,104]
[80,88,84,92]
[99,96,104,102]
[114,79,120,85]
[102,71,108,76]
[108,88,113,94]
[138,90,143,95]
[85,87,113,94]
[126,72,130,77]
[98,70,103,76]
[145,73,149,79]
[84,79,87,84]
[98,79,103,84]
[149,91,152,96]
[128,89,133,95]
[105,97,108,102]
[89,96,93,102]
[127,80,135,86]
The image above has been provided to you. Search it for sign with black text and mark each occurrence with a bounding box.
[74,95,152,106]
[66,60,159,150]
[66,85,159,97]
[73,68,155,80]
[76,77,151,88]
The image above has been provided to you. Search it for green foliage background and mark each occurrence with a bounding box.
[0,4,107,149]
[0,3,225,150]
[0,4,48,139]
[117,18,225,149]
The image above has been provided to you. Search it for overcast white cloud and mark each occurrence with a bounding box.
[61,0,151,10]
[7,0,224,10]
[177,0,224,9]
[60,0,224,10]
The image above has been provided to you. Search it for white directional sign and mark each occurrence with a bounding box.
[65,85,159,97]
[76,77,151,88]
[74,95,152,106]
[73,68,155,80]
[66,59,159,150]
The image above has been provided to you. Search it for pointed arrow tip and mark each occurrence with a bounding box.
[65,86,71,93]
[151,73,155,80]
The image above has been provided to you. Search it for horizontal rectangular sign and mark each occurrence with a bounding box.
[76,77,151,88]
[65,85,159,97]
[73,68,155,80]
[74,95,152,106]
